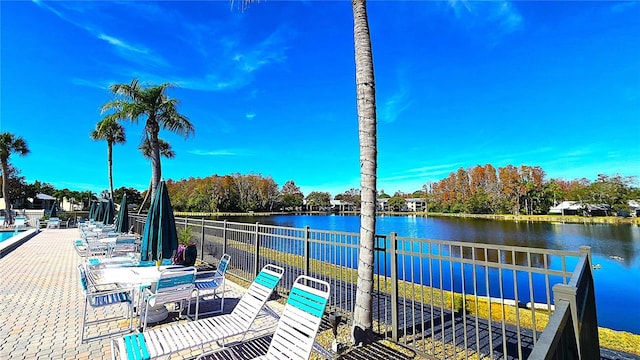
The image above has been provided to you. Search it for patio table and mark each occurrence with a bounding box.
[88,266,178,325]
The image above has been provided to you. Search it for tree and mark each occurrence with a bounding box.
[0,165,29,208]
[90,117,126,200]
[102,79,194,199]
[235,0,379,344]
[281,180,304,210]
[0,132,29,225]
[351,0,378,345]
[305,191,332,210]
[113,187,143,207]
[137,137,176,213]
[388,196,406,211]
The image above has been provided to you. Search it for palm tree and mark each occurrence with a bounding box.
[0,132,30,225]
[137,138,176,214]
[350,0,379,346]
[90,117,126,200]
[101,79,194,199]
[237,0,379,345]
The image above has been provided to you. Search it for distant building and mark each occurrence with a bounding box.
[585,204,612,217]
[330,199,354,212]
[61,197,84,211]
[405,198,426,212]
[28,193,57,211]
[629,200,640,217]
[377,198,389,211]
[548,201,583,215]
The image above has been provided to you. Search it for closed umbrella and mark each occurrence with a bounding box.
[140,181,178,262]
[89,201,97,220]
[115,194,129,233]
[95,200,105,223]
[103,198,115,225]
[50,202,58,218]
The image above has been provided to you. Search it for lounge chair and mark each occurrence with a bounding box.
[196,275,331,360]
[111,264,285,360]
[188,253,231,319]
[47,217,60,229]
[14,216,26,230]
[77,265,135,343]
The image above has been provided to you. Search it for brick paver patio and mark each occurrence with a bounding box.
[0,228,281,360]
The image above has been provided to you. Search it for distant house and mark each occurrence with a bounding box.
[548,201,583,215]
[29,193,57,211]
[585,204,612,217]
[628,200,640,217]
[61,196,83,211]
[377,198,390,212]
[330,199,354,212]
[405,198,426,212]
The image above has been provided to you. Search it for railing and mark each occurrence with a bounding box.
[528,248,600,360]
[129,214,600,359]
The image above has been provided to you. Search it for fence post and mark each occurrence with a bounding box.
[222,220,227,255]
[304,226,310,277]
[200,217,205,261]
[254,222,260,277]
[389,232,399,342]
[553,284,579,356]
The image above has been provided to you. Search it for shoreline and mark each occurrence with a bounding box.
[173,210,640,225]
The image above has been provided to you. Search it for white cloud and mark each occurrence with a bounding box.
[246,113,256,120]
[97,34,149,55]
[188,149,244,156]
[447,0,523,34]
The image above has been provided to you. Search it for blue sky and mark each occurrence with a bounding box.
[1,0,639,197]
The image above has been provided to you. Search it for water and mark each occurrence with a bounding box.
[219,214,640,335]
[0,231,20,243]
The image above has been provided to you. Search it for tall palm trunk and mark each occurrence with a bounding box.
[351,0,377,346]
[148,119,162,199]
[108,143,114,200]
[1,160,12,225]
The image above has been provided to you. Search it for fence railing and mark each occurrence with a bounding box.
[129,214,600,359]
[528,248,600,360]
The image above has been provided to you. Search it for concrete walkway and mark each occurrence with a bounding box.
[0,228,280,360]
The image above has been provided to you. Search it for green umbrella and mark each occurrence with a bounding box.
[95,200,105,222]
[50,202,58,218]
[140,181,178,262]
[89,201,97,220]
[115,193,129,233]
[103,198,115,225]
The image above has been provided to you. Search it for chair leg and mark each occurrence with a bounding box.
[81,297,89,343]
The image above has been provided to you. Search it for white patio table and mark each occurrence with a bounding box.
[89,265,180,325]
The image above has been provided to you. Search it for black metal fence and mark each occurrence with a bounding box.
[129,214,600,359]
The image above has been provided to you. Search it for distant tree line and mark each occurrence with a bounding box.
[3,162,638,216]
[424,165,639,215]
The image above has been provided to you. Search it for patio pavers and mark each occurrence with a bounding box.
[0,228,280,360]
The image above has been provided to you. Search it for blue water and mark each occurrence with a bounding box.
[222,214,640,334]
[0,231,20,242]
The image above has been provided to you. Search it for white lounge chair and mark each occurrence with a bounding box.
[197,275,331,360]
[188,253,231,319]
[111,264,285,360]
[14,216,26,230]
[47,217,60,229]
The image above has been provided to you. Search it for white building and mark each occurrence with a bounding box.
[548,201,583,215]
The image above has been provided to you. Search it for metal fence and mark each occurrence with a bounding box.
[129,214,599,359]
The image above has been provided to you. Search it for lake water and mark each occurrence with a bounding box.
[219,214,640,335]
